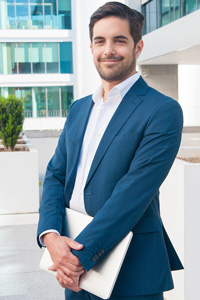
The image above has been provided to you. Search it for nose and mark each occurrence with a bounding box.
[104,41,116,56]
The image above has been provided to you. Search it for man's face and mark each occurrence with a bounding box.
[90,17,143,83]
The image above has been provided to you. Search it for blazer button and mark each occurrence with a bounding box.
[97,250,102,256]
[100,249,105,254]
[91,254,99,262]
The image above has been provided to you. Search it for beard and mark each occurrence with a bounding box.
[95,51,136,82]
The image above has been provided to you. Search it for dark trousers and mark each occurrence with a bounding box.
[65,289,164,300]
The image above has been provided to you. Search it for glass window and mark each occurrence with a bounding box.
[2,43,17,74]
[149,0,157,32]
[44,0,57,29]
[16,4,29,29]
[58,0,72,29]
[161,0,170,26]
[32,43,45,73]
[185,0,197,14]
[45,43,59,73]
[7,0,15,3]
[31,3,44,29]
[33,87,46,117]
[19,87,33,117]
[16,0,28,3]
[7,4,16,29]
[16,43,31,74]
[47,87,60,117]
[60,42,73,74]
[61,86,73,117]
[30,0,42,2]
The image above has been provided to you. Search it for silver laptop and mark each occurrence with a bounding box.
[39,208,133,299]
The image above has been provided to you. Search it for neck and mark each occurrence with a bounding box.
[101,70,137,103]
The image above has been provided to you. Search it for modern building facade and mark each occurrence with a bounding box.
[0,0,75,130]
[138,0,200,127]
[0,0,199,130]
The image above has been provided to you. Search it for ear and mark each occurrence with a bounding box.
[135,40,144,59]
[90,43,93,54]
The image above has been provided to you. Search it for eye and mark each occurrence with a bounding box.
[115,39,126,44]
[94,40,104,45]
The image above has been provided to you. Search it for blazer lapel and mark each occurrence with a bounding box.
[85,77,148,187]
[71,96,94,164]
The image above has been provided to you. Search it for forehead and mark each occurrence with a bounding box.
[92,17,131,39]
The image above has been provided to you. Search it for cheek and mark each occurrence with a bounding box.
[93,49,103,61]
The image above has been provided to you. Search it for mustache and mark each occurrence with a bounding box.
[98,56,123,62]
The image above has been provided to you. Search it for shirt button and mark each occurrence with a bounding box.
[96,132,101,137]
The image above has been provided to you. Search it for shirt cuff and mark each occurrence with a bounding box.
[39,230,60,247]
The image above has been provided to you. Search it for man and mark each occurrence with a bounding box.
[37,2,183,300]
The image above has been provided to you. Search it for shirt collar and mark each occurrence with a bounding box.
[92,72,140,104]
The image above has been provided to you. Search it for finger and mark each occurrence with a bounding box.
[62,261,84,272]
[65,238,83,250]
[57,269,74,285]
[64,251,83,267]
[48,264,57,271]
[60,266,85,278]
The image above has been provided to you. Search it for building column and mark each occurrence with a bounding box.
[139,64,178,101]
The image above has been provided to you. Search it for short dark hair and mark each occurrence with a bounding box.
[89,1,145,45]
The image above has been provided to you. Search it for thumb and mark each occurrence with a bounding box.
[48,264,57,271]
[66,238,84,250]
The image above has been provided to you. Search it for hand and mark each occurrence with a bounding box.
[43,232,85,291]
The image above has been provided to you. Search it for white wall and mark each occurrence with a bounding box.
[138,10,200,64]
[160,159,200,300]
[178,65,200,126]
[23,117,66,131]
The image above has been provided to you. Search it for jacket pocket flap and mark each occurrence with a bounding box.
[133,217,162,233]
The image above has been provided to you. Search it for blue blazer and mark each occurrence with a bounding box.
[37,77,184,296]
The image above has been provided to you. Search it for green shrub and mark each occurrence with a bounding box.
[0,95,24,151]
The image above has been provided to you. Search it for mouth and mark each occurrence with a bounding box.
[99,57,123,64]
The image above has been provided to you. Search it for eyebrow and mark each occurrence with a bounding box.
[93,35,129,41]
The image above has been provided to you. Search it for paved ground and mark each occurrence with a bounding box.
[0,131,200,299]
[0,224,64,300]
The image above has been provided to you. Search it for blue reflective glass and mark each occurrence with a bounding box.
[61,86,73,117]
[17,43,31,74]
[46,43,59,73]
[161,0,170,26]
[7,0,15,2]
[170,0,180,21]
[31,4,44,29]
[16,0,28,3]
[20,87,33,117]
[47,87,60,117]
[44,0,57,29]
[60,42,73,74]
[7,5,16,29]
[2,43,17,74]
[185,0,197,14]
[0,44,3,74]
[58,0,71,29]
[16,5,29,29]
[30,0,42,2]
[33,87,47,117]
[32,43,45,73]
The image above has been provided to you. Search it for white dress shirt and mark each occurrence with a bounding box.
[39,72,140,245]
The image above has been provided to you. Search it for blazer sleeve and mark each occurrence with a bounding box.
[71,99,183,271]
[37,101,77,247]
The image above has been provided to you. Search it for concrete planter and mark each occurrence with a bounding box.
[160,158,200,300]
[0,136,39,214]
